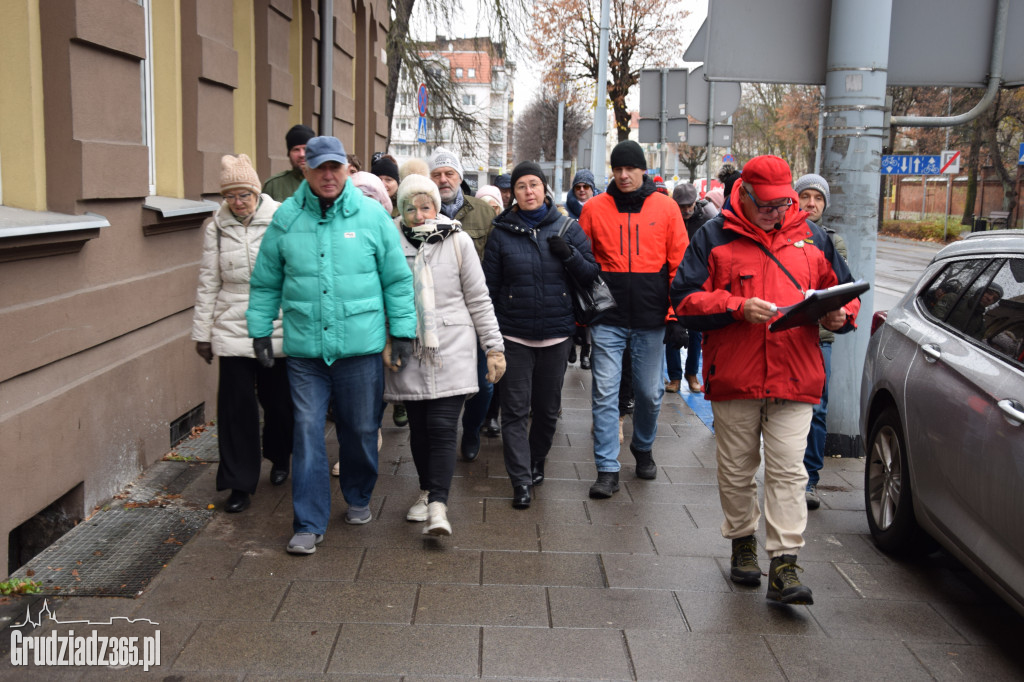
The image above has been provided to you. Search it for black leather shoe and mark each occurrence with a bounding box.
[531,460,545,486]
[568,345,577,363]
[270,467,289,486]
[461,430,481,462]
[579,351,591,370]
[482,417,501,437]
[225,490,250,513]
[512,484,532,509]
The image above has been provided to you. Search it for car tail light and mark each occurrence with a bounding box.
[870,310,888,335]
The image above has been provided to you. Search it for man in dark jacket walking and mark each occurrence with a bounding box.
[579,140,689,498]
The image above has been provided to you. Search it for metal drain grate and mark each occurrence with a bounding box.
[170,423,220,462]
[9,507,211,597]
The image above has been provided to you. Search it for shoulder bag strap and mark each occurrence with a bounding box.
[750,240,803,294]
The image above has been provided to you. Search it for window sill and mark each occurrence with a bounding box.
[0,206,110,263]
[142,196,219,236]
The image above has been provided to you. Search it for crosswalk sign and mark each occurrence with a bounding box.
[416,116,427,144]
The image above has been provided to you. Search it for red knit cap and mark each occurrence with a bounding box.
[741,155,794,202]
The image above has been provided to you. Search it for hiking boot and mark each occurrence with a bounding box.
[630,443,657,480]
[424,501,452,536]
[805,485,821,510]
[665,379,681,393]
[589,471,620,499]
[407,490,429,522]
[729,535,763,585]
[392,403,408,427]
[766,554,814,605]
[685,374,703,393]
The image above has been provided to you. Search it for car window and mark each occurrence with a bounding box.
[945,260,1004,339]
[922,260,987,320]
[980,258,1024,364]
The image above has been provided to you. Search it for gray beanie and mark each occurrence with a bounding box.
[794,173,830,210]
[428,147,464,180]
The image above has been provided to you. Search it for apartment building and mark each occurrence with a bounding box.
[390,36,513,188]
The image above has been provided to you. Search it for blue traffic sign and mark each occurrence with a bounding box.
[881,155,942,175]
[1018,143,1024,165]
[416,116,428,144]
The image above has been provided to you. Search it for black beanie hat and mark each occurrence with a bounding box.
[609,140,647,170]
[510,161,547,190]
[371,156,400,183]
[285,124,316,152]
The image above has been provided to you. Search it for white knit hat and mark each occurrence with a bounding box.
[427,147,464,180]
[396,173,442,216]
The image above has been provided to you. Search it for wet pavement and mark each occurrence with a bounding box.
[2,363,1023,680]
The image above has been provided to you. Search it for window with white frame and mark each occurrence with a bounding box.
[462,94,476,106]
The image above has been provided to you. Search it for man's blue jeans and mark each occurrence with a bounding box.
[461,348,493,437]
[287,355,383,534]
[590,325,666,472]
[803,341,831,488]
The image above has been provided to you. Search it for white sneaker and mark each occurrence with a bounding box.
[423,501,452,536]
[406,490,430,522]
[377,428,383,452]
[331,461,340,477]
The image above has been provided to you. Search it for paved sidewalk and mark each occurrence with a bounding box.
[2,364,1023,680]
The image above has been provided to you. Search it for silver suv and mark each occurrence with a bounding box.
[860,230,1024,616]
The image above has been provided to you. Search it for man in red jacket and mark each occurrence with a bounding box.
[579,140,689,499]
[671,155,860,606]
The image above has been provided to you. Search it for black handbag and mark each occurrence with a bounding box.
[557,218,617,325]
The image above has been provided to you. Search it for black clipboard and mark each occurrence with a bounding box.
[769,280,869,332]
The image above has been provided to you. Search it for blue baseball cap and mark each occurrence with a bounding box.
[305,136,348,169]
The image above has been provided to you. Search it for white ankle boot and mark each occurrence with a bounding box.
[423,501,451,536]
[407,490,429,522]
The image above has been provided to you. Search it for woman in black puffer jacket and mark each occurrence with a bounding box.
[482,162,600,509]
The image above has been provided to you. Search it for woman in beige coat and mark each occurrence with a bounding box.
[384,174,505,535]
[191,154,293,513]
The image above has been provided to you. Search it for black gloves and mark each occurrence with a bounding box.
[547,235,572,261]
[253,337,274,368]
[195,341,213,364]
[391,338,414,371]
[664,321,689,350]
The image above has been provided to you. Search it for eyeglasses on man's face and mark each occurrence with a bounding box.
[744,185,792,215]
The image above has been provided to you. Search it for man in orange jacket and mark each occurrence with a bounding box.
[579,140,689,499]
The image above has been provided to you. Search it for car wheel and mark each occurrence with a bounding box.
[864,407,925,554]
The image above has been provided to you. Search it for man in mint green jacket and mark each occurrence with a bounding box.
[247,136,415,554]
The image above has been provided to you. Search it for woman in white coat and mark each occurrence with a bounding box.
[384,175,505,535]
[191,154,294,513]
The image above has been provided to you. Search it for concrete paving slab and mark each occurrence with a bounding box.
[231,544,364,581]
[905,641,1024,680]
[415,584,548,627]
[172,621,339,673]
[139,577,287,622]
[926,600,1024,647]
[676,591,825,636]
[538,522,655,554]
[447,520,540,552]
[329,623,479,676]
[662,465,720,485]
[647,525,731,558]
[483,497,589,524]
[482,551,604,588]
[832,557,1005,606]
[276,581,417,624]
[681,503,727,530]
[764,636,933,681]
[357,547,481,584]
[626,630,785,680]
[809,597,967,642]
[602,554,730,592]
[548,586,685,629]
[622,481,723,506]
[795,532,886,564]
[803,508,870,534]
[481,626,632,680]
[586,501,699,528]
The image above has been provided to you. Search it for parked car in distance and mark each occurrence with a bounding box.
[860,229,1024,617]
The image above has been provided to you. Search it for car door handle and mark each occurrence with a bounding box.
[921,344,941,363]
[997,399,1024,426]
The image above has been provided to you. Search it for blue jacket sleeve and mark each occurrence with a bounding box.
[375,207,416,339]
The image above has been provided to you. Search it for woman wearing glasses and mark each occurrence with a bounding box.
[191,154,294,514]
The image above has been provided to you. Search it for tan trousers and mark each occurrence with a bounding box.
[711,399,812,557]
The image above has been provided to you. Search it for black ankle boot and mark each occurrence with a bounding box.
[531,460,546,486]
[512,484,532,509]
[579,344,591,370]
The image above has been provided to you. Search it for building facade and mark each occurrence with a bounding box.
[390,36,513,189]
[0,0,391,578]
